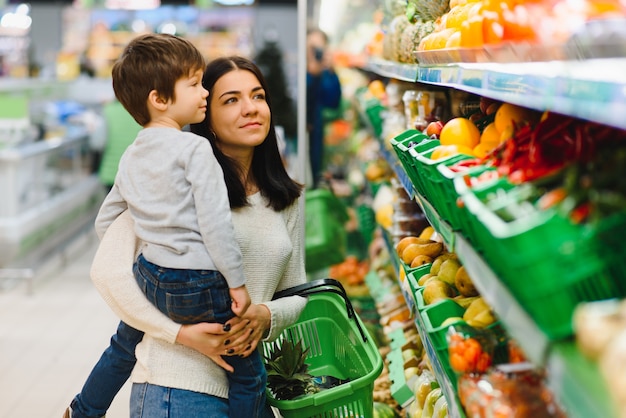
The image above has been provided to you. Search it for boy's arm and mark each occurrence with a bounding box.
[188,139,246,288]
[95,183,128,240]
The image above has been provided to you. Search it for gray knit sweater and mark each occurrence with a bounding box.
[95,127,245,288]
[90,194,307,398]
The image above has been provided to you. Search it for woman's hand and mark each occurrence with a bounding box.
[175,317,249,372]
[229,303,271,358]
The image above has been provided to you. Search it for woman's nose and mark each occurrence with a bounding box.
[241,98,258,115]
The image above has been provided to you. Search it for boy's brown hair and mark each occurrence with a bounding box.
[112,33,206,126]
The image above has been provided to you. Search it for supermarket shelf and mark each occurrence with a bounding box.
[547,342,615,418]
[381,228,466,418]
[365,57,419,83]
[413,304,466,418]
[0,78,70,98]
[366,57,626,131]
[414,193,455,250]
[379,144,415,198]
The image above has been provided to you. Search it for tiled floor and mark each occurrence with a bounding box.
[0,229,131,418]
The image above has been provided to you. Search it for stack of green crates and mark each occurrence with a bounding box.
[389,130,439,197]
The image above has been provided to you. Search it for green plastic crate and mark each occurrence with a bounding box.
[453,175,511,254]
[434,163,491,232]
[406,264,431,298]
[390,131,439,195]
[410,148,473,206]
[421,299,466,355]
[458,179,626,339]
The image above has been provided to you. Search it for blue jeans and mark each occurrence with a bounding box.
[130,382,276,418]
[70,254,266,418]
[133,254,266,418]
[71,321,143,418]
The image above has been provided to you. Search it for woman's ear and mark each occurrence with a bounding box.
[147,89,168,111]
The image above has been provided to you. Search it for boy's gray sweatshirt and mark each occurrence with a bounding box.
[95,127,245,289]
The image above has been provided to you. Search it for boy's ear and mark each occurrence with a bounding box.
[147,90,168,111]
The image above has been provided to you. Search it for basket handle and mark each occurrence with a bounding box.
[272,278,368,343]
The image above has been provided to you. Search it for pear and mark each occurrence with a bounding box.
[430,252,458,275]
[466,310,497,328]
[402,241,443,264]
[453,295,481,309]
[423,279,456,305]
[463,297,496,328]
[418,273,437,286]
[410,254,433,268]
[455,266,479,297]
[437,258,461,286]
[441,316,464,327]
[396,236,424,256]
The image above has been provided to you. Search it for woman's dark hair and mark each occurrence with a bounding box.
[190,56,302,211]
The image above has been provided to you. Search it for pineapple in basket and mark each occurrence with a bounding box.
[265,339,320,401]
[407,0,450,22]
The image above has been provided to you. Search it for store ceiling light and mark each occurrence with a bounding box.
[213,0,255,5]
[0,3,32,31]
[105,0,161,10]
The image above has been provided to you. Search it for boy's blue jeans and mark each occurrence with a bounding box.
[70,254,266,418]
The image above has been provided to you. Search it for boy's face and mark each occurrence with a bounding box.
[166,68,209,129]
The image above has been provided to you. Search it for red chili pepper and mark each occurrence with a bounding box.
[570,202,592,224]
[509,165,562,184]
[536,187,567,210]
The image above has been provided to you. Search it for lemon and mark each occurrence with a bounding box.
[494,103,536,133]
[440,117,481,149]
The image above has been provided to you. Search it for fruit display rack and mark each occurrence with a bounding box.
[362,58,620,417]
[365,57,626,131]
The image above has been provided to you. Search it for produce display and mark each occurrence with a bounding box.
[344,52,626,415]
[380,0,626,63]
[314,4,626,415]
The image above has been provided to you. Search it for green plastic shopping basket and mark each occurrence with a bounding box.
[265,279,384,418]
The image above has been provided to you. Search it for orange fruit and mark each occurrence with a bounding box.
[431,144,475,160]
[473,142,496,159]
[494,103,535,133]
[460,15,485,47]
[482,10,505,45]
[440,117,481,149]
[479,122,501,146]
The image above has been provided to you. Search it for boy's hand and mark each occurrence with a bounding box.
[229,285,251,317]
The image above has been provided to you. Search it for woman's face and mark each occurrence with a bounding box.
[209,69,271,157]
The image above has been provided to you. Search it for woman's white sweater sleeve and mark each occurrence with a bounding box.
[90,210,181,344]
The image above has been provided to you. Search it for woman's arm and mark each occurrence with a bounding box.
[262,200,308,342]
[90,210,243,371]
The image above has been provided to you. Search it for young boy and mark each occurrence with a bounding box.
[66,34,265,418]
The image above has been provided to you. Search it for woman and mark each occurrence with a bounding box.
[84,56,307,418]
